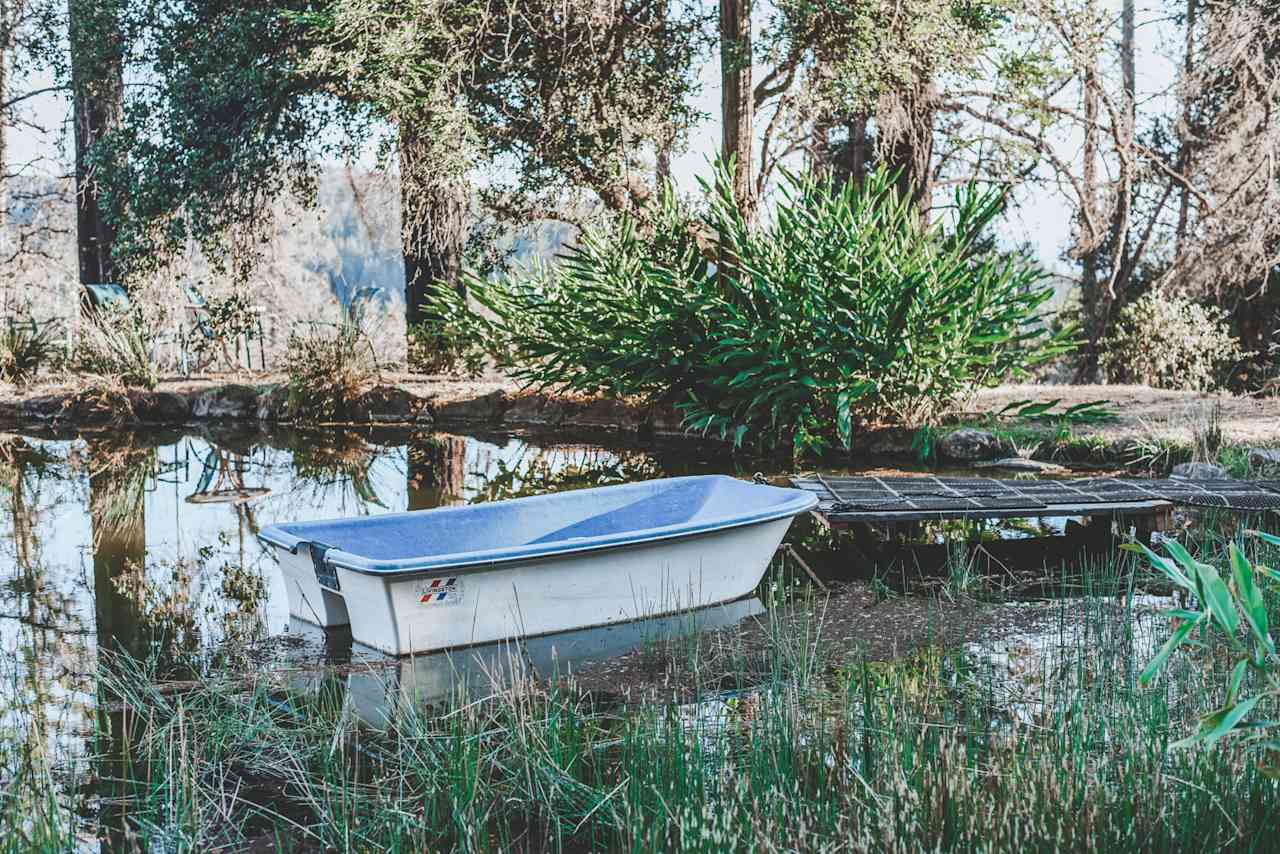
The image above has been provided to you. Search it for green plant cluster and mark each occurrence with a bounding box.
[462,165,1075,456]
[406,313,487,378]
[72,305,160,390]
[283,320,379,421]
[1101,292,1247,391]
[1129,531,1280,767]
[0,322,59,386]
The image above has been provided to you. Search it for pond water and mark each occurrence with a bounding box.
[1,424,1220,851]
[2,427,828,765]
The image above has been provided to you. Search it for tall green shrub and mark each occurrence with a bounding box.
[466,166,1074,456]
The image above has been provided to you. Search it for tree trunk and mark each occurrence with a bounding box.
[1174,0,1197,255]
[399,120,467,332]
[719,0,753,218]
[836,114,870,190]
[0,17,8,242]
[880,78,936,217]
[811,112,869,192]
[68,0,123,285]
[655,138,672,187]
[1074,0,1108,383]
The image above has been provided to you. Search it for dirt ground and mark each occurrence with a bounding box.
[968,384,1280,447]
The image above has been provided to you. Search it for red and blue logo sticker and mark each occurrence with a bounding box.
[418,577,462,605]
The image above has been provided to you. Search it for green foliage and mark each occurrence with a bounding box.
[406,311,486,378]
[185,289,265,366]
[102,0,339,278]
[464,165,1075,457]
[71,307,159,390]
[912,425,940,464]
[1101,292,1248,391]
[0,322,58,386]
[996,397,1117,425]
[283,320,379,421]
[1127,533,1280,767]
[103,0,707,282]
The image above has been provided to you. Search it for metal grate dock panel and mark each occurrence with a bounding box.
[791,475,1280,526]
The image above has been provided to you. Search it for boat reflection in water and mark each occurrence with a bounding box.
[289,596,765,727]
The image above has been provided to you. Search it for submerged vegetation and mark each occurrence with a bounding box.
[463,167,1074,457]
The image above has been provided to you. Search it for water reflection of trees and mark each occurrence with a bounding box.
[85,438,274,676]
[84,439,155,666]
[407,434,467,509]
[466,444,662,504]
[289,432,391,512]
[0,436,93,836]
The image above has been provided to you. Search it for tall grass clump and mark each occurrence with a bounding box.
[460,164,1074,456]
[0,322,58,386]
[284,319,380,421]
[73,305,159,389]
[89,547,1280,852]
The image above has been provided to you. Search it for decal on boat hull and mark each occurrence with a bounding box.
[418,577,462,605]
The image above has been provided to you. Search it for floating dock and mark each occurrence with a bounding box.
[790,475,1280,530]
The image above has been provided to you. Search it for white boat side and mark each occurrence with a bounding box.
[259,475,817,655]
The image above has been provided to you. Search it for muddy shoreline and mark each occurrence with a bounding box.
[1,375,1277,466]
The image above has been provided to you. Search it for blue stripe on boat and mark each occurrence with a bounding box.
[258,474,817,576]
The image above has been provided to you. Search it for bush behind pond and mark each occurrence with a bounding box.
[461,165,1075,456]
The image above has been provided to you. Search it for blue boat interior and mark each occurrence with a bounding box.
[260,475,817,574]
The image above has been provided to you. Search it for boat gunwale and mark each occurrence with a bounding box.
[258,475,817,578]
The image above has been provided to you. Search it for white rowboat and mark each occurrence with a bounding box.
[259,475,816,655]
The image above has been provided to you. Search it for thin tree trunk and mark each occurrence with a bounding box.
[655,140,672,187]
[719,0,753,218]
[839,114,870,190]
[399,120,467,333]
[1074,1,1107,383]
[1104,0,1136,317]
[0,17,8,243]
[1174,0,1197,255]
[68,0,123,285]
[0,13,7,209]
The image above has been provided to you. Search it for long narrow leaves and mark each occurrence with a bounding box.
[459,163,1075,456]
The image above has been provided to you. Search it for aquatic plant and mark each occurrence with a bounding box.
[459,164,1074,457]
[1128,531,1280,766]
[64,548,1280,852]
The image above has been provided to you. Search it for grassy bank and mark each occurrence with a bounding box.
[6,536,1280,852]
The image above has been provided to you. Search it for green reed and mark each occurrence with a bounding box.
[6,543,1280,852]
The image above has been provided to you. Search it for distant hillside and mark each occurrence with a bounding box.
[0,168,578,363]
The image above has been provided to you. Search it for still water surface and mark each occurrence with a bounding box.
[1,427,792,762]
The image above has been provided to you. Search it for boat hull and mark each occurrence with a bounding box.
[275,515,792,655]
